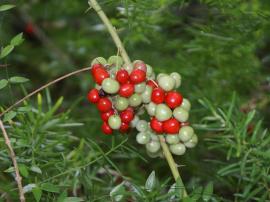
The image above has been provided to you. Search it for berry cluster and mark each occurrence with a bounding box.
[87,56,198,157]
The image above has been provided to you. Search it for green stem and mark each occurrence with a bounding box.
[88,0,188,198]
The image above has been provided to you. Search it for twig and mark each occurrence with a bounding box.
[88,0,188,197]
[88,0,131,66]
[0,120,25,202]
[0,67,92,117]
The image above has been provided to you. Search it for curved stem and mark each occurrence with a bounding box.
[0,120,25,202]
[88,0,188,197]
[0,67,92,117]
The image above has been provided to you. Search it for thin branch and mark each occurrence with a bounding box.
[88,0,188,197]
[0,120,25,202]
[0,67,92,117]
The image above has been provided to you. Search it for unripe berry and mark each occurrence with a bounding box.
[179,126,194,142]
[91,57,107,66]
[158,75,175,91]
[173,107,189,122]
[169,143,186,155]
[170,72,181,88]
[130,115,139,128]
[136,132,151,145]
[166,135,180,144]
[108,115,121,130]
[136,120,148,132]
[129,93,142,107]
[135,82,146,93]
[146,141,161,153]
[108,56,123,67]
[115,97,129,111]
[133,60,147,72]
[181,98,191,111]
[155,104,172,122]
[146,102,156,116]
[184,134,198,148]
[101,78,120,94]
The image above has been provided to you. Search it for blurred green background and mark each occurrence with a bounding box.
[1,0,270,201]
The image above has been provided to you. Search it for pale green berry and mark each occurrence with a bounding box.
[141,86,153,103]
[136,120,148,132]
[137,107,145,115]
[184,134,198,148]
[149,72,156,80]
[108,115,121,130]
[170,72,181,88]
[158,75,175,91]
[115,97,128,111]
[109,67,117,79]
[123,64,133,74]
[157,73,166,81]
[146,102,156,116]
[135,82,146,93]
[129,93,142,107]
[181,98,191,111]
[173,107,189,122]
[150,133,159,142]
[146,64,153,77]
[146,141,161,153]
[146,150,160,158]
[91,57,107,65]
[108,55,123,68]
[170,143,186,155]
[166,135,180,145]
[102,78,120,94]
[95,84,101,90]
[130,115,139,128]
[155,104,172,121]
[179,126,194,142]
[136,132,151,145]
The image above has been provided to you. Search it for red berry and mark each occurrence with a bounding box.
[100,109,114,121]
[25,23,34,34]
[134,61,147,72]
[120,122,129,133]
[150,117,163,134]
[163,118,180,134]
[91,63,103,75]
[130,69,146,84]
[116,69,129,84]
[165,91,183,109]
[93,67,109,85]
[120,109,134,123]
[151,87,165,104]
[119,83,134,98]
[147,80,158,88]
[97,98,112,112]
[102,122,113,135]
[87,89,100,103]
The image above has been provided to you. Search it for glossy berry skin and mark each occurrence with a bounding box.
[87,89,100,103]
[134,60,147,72]
[163,118,180,134]
[102,122,113,135]
[116,69,129,84]
[120,122,129,133]
[119,83,134,98]
[165,91,183,109]
[120,109,134,123]
[151,87,165,104]
[92,67,110,85]
[100,109,114,122]
[150,117,163,134]
[130,69,146,84]
[91,63,104,75]
[147,80,158,88]
[97,98,112,112]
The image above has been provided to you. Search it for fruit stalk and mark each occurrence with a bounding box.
[88,0,188,197]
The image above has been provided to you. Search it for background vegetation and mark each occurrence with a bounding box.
[0,0,270,201]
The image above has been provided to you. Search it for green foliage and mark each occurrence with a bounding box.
[1,0,270,201]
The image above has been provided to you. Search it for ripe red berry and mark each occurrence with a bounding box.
[87,89,100,103]
[100,109,114,122]
[147,80,158,88]
[97,98,112,112]
[150,117,163,134]
[116,69,129,84]
[120,122,129,133]
[92,67,109,85]
[165,91,183,109]
[120,109,134,123]
[91,63,104,75]
[102,122,113,135]
[130,69,146,84]
[151,87,165,104]
[163,118,180,134]
[119,83,134,98]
